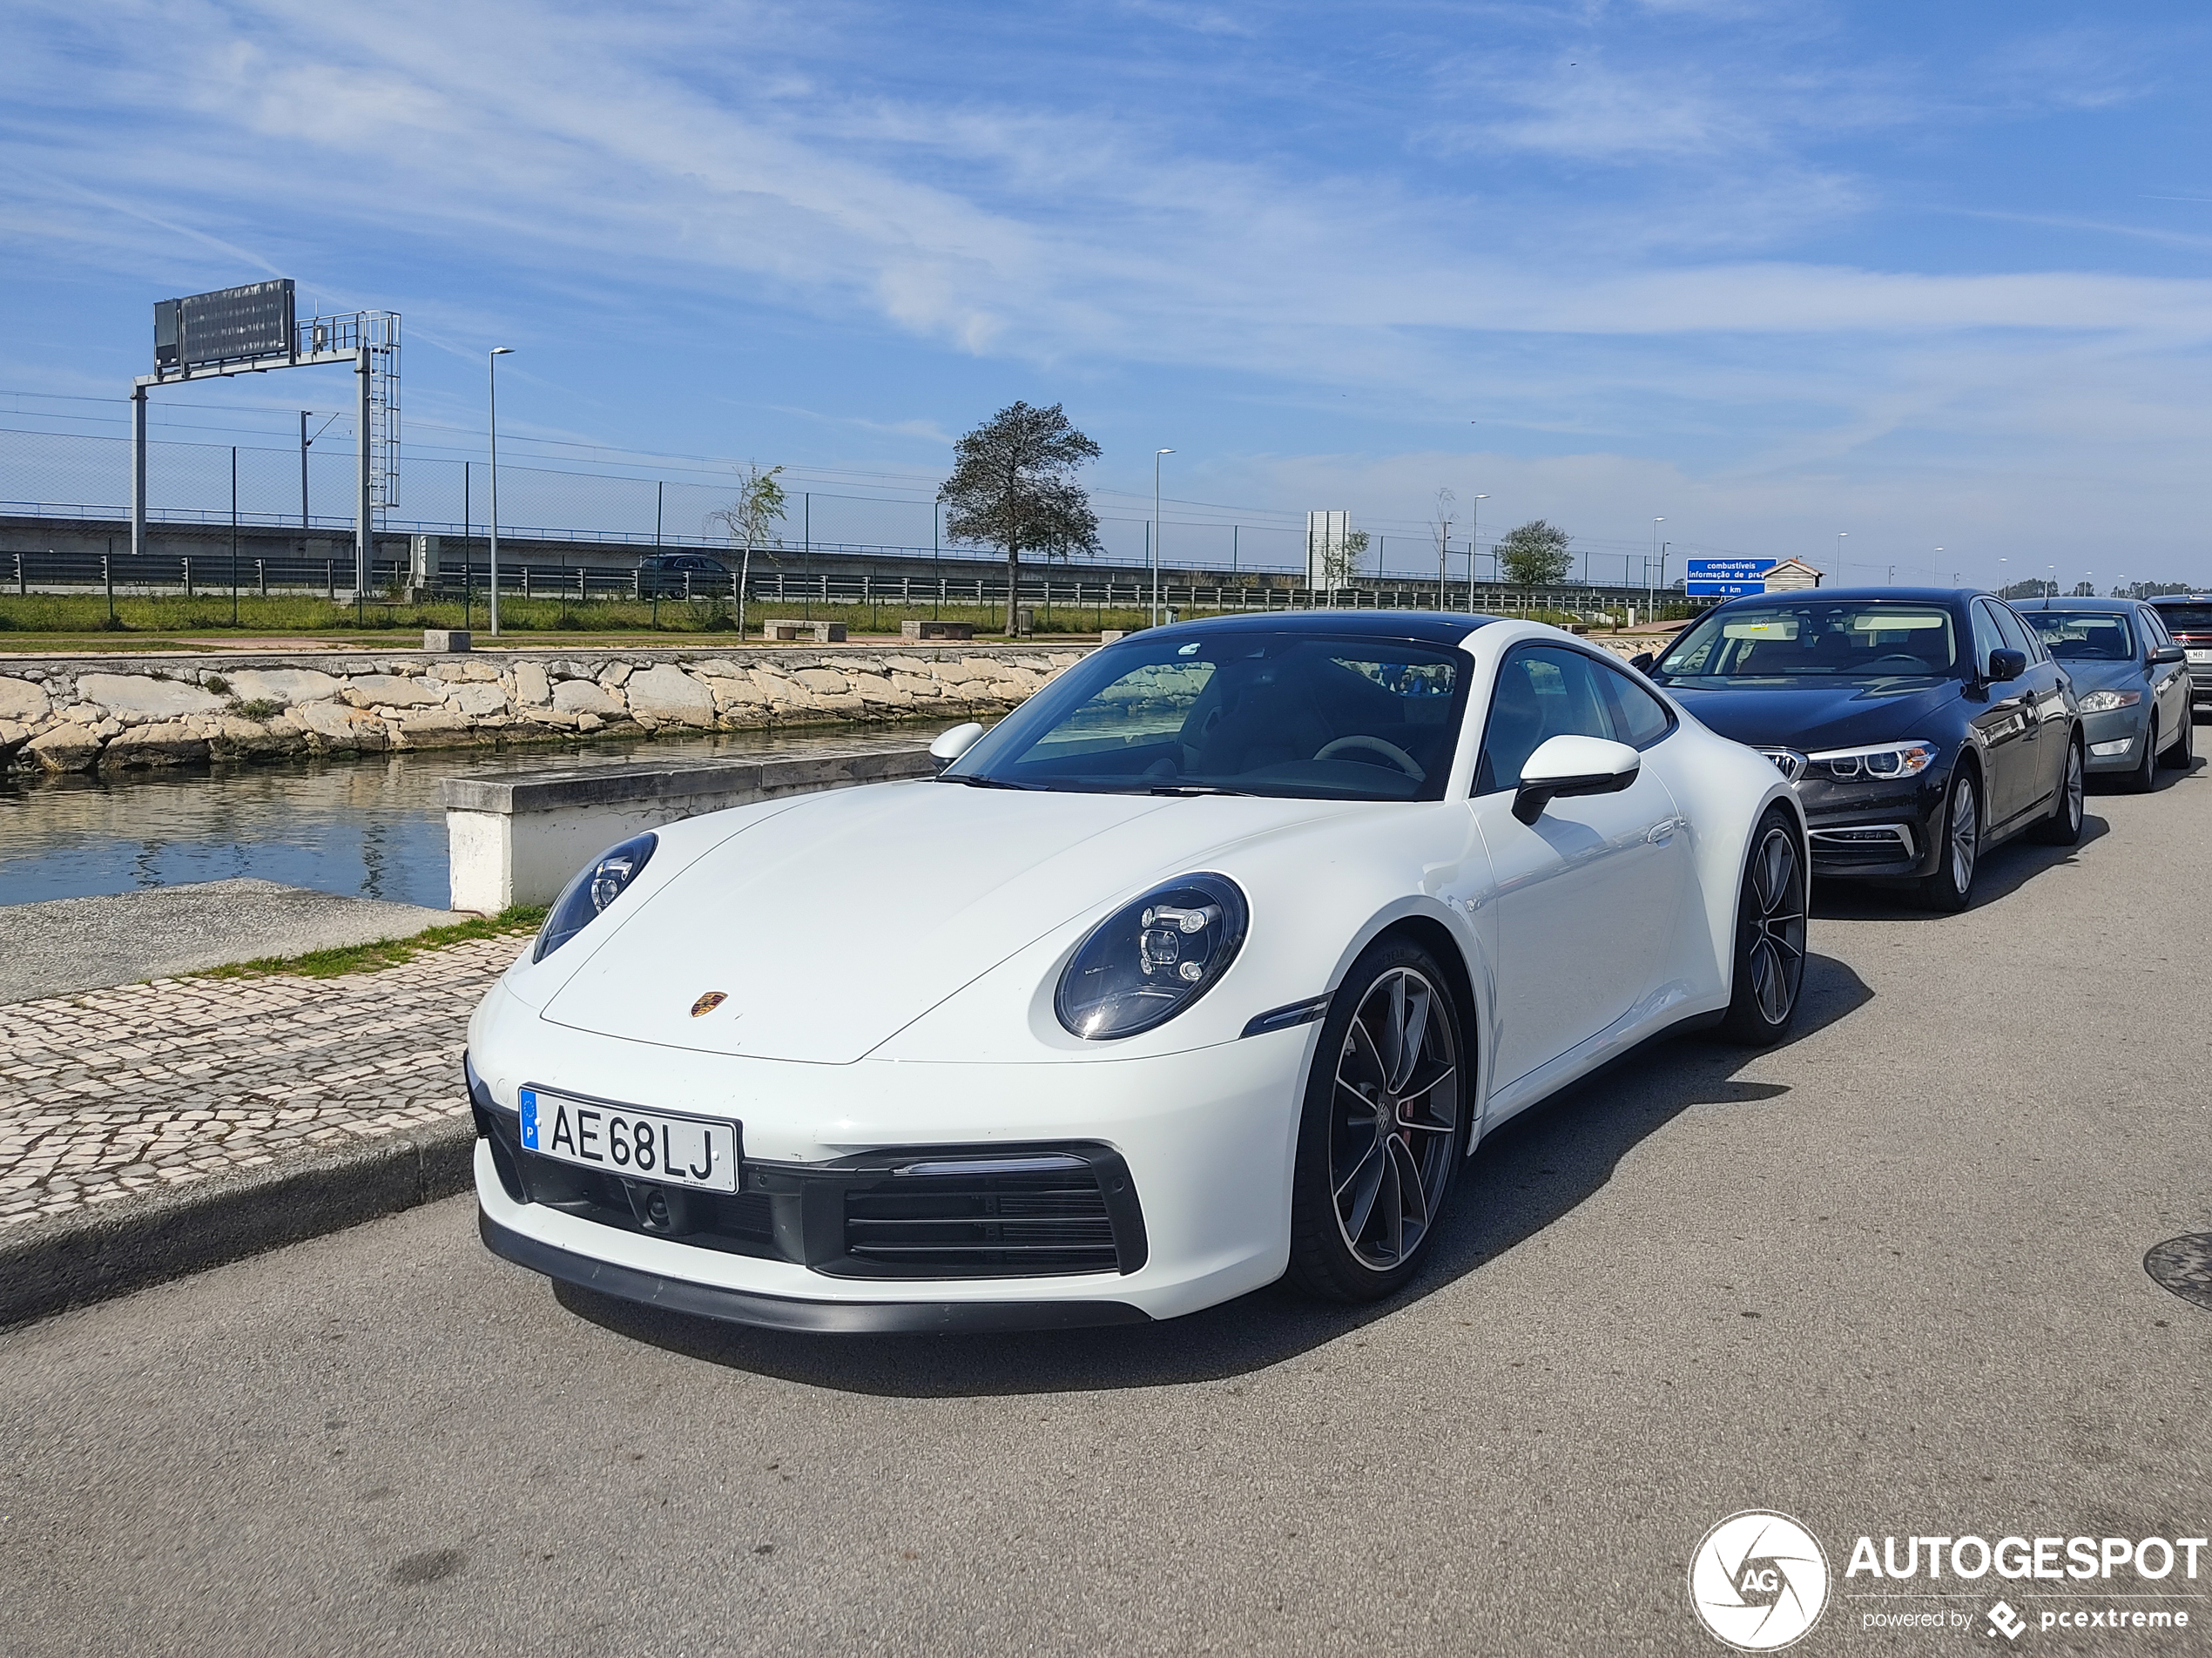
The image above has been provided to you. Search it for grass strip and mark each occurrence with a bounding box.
[194,906,548,981]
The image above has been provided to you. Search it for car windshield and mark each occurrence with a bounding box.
[1657,601,1959,681]
[943,631,1468,801]
[2022,610,2134,661]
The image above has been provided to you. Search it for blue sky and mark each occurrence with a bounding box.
[3,0,2210,586]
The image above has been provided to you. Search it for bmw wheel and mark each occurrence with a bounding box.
[2032,734,2089,838]
[1287,939,1467,1302]
[1721,809,1807,1047]
[1919,768,1981,913]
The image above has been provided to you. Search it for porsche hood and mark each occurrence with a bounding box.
[536,778,1345,1063]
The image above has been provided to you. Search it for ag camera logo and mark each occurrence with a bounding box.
[1689,1511,1831,1651]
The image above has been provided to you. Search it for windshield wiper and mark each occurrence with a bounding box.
[1145,783,1262,797]
[935,773,1045,790]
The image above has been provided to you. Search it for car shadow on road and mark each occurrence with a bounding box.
[1808,812,2111,920]
[551,950,1876,1397]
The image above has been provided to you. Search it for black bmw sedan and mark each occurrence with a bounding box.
[1634,588,2083,911]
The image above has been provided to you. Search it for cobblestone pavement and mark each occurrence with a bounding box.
[0,935,517,1232]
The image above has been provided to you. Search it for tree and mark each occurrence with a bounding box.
[707,463,787,636]
[1495,519,1572,588]
[1430,488,1457,608]
[1318,526,1371,590]
[1998,578,2055,600]
[941,402,1102,636]
[2069,580,2096,597]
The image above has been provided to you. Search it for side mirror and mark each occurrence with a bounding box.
[1986,648,2028,683]
[2152,643,2187,664]
[1628,651,1656,675]
[928,721,985,772]
[1513,735,1641,825]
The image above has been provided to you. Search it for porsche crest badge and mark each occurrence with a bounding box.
[690,991,728,1018]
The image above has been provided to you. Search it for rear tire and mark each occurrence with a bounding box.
[1919,769,1980,913]
[1720,808,1807,1047]
[2031,735,2087,840]
[1286,938,1468,1303]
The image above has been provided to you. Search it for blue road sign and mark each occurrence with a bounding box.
[1685,557,1776,598]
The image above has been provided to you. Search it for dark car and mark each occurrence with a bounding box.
[2010,597,2193,788]
[2142,594,2212,721]
[1634,588,2081,911]
[636,552,732,598]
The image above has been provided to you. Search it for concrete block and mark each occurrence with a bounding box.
[422,629,471,652]
[901,620,974,641]
[760,620,848,643]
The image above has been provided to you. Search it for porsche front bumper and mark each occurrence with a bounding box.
[467,994,1319,1329]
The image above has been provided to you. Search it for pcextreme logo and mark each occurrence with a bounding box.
[1689,1511,1831,1651]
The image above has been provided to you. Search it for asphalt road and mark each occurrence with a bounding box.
[3,758,2208,1657]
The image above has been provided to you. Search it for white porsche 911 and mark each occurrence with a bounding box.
[468,614,1805,1331]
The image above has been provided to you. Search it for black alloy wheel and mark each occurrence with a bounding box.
[1721,810,1808,1046]
[2030,735,2088,840]
[1919,768,1981,913]
[1287,938,1467,1302]
[2123,719,2158,794]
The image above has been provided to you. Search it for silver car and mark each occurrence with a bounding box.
[2013,598,2193,789]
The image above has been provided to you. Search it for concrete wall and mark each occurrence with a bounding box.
[0,644,1086,773]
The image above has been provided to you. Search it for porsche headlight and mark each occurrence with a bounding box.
[1055,873,1249,1040]
[1804,739,1938,782]
[2075,688,2141,714]
[534,832,658,962]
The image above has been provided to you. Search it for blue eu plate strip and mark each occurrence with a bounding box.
[519,1087,539,1149]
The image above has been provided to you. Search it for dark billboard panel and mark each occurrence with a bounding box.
[154,280,295,371]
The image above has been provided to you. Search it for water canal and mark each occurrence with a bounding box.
[0,724,959,912]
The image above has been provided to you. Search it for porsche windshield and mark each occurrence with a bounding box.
[1658,601,1959,682]
[942,632,1468,801]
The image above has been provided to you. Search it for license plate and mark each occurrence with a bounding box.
[518,1086,739,1192]
[2188,649,2212,664]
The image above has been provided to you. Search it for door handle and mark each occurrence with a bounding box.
[1647,819,1676,846]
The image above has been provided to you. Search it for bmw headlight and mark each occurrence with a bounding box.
[1804,739,1938,782]
[1055,873,1249,1040]
[2075,688,2141,714]
[534,832,658,962]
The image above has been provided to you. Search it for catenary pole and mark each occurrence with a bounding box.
[489,347,513,636]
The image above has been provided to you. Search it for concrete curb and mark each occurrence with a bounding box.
[0,1115,476,1328]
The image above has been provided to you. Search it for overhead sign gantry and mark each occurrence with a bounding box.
[133,280,400,596]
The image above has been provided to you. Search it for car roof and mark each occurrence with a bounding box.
[2010,596,2136,614]
[1136,610,1503,649]
[1702,585,1976,607]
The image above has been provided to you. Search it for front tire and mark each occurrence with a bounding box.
[2122,720,2157,794]
[2163,710,2193,769]
[2032,734,2088,839]
[1720,809,1807,1046]
[1919,769,1981,912]
[1286,939,1467,1303]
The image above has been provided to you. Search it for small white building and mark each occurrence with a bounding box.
[1305,510,1350,590]
[1764,557,1824,592]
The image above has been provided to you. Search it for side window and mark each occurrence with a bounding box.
[1991,602,2037,662]
[1969,602,2007,676]
[2140,607,2173,650]
[1477,646,1615,794]
[1595,659,1676,749]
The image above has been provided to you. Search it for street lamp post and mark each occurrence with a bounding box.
[1152,448,1174,627]
[1467,495,1487,614]
[488,347,514,637]
[1648,518,1664,622]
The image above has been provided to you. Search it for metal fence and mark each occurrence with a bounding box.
[0,422,1701,595]
[1,543,1664,623]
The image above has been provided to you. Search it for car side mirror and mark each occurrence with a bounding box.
[929,721,985,772]
[1986,648,2028,683]
[2152,643,2187,664]
[1513,735,1642,825]
[1628,651,1656,674]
